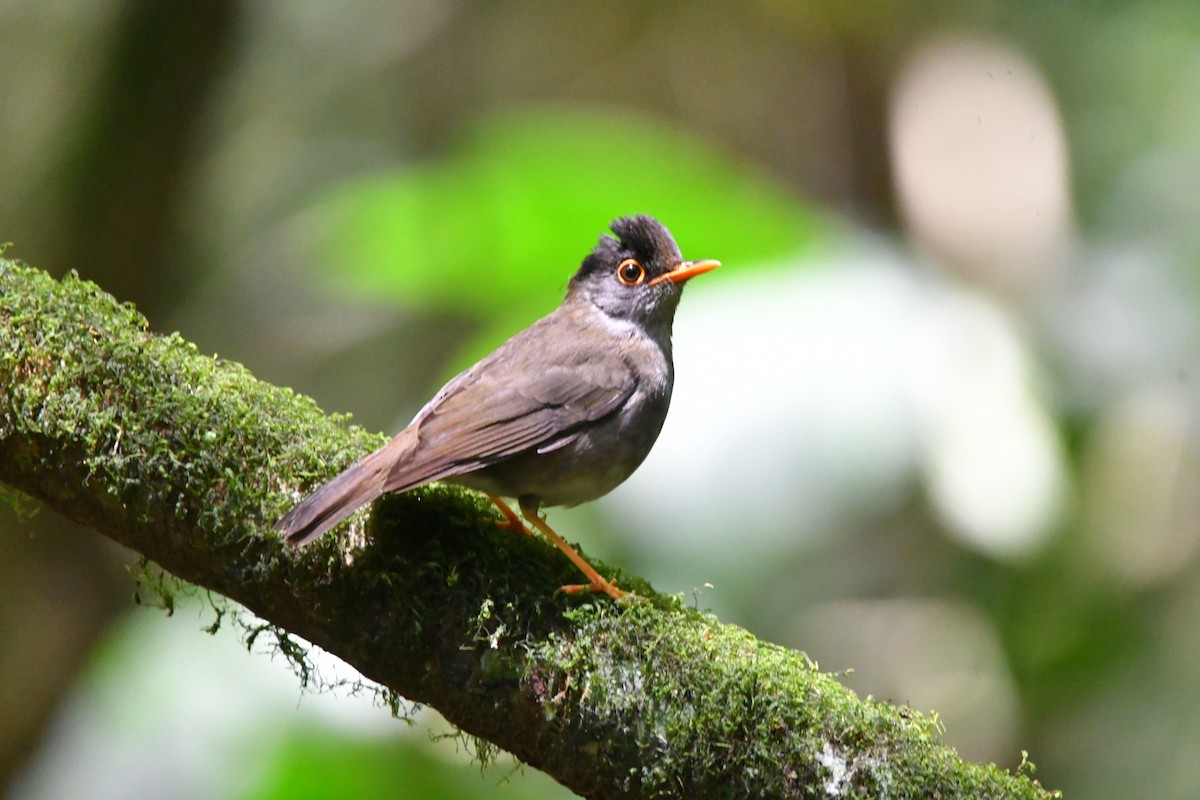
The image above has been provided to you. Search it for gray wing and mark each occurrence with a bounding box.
[382,312,636,492]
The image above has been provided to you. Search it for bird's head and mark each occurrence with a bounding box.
[567,215,719,328]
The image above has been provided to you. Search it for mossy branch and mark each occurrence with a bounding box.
[0,259,1057,800]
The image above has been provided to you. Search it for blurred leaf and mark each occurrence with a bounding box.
[314,107,830,317]
[249,728,577,800]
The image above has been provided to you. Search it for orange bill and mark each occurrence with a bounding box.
[650,259,721,286]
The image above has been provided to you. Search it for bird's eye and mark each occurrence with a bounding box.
[616,258,646,286]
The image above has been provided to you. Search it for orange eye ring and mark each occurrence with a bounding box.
[616,258,646,286]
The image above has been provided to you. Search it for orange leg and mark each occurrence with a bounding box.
[487,495,533,536]
[517,498,627,601]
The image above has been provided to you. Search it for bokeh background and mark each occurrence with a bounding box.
[4,1,1200,798]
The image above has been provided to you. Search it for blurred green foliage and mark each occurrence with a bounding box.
[316,109,829,315]
[254,730,573,800]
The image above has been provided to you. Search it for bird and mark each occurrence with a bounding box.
[275,214,718,600]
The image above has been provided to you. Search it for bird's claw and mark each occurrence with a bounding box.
[558,578,628,601]
[485,495,534,536]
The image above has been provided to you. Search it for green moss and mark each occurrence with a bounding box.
[0,259,1060,800]
[519,598,1016,798]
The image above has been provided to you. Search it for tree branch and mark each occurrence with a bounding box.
[0,259,1057,799]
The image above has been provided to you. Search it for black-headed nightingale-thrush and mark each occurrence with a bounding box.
[275,214,719,599]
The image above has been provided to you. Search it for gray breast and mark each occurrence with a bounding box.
[451,326,674,507]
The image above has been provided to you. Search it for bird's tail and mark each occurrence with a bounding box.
[275,443,398,547]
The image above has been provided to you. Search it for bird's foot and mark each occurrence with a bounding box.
[558,577,628,601]
[514,499,632,602]
[487,495,534,536]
